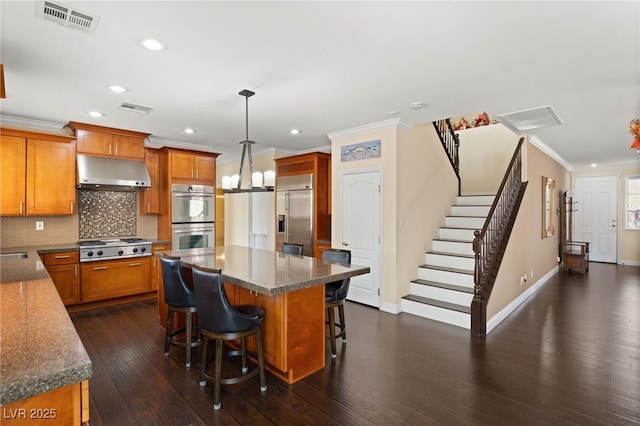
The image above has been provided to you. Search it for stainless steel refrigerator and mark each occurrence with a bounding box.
[276,174,314,256]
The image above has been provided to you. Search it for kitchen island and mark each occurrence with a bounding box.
[0,246,92,425]
[157,245,370,383]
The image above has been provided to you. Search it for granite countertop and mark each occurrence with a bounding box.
[0,238,170,405]
[157,245,371,296]
[0,244,93,406]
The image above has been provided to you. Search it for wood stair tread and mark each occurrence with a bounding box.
[410,279,474,294]
[419,264,474,275]
[402,294,471,314]
[433,238,473,243]
[426,251,474,259]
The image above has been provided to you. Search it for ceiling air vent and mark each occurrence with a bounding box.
[36,1,100,35]
[118,103,154,115]
[496,105,563,134]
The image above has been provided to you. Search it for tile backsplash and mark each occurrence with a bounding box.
[78,190,136,239]
[0,191,157,248]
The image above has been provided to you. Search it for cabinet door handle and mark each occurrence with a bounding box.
[115,145,118,156]
[147,203,150,213]
[70,201,74,213]
[191,169,194,178]
[128,263,141,267]
[54,255,71,259]
[195,169,199,178]
[93,266,108,271]
[108,144,112,155]
[74,264,78,277]
[19,202,23,214]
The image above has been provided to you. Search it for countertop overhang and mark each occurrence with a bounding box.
[157,246,371,296]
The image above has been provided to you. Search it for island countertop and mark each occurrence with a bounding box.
[157,245,371,296]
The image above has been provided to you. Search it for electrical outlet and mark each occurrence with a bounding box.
[35,221,44,231]
[530,269,534,279]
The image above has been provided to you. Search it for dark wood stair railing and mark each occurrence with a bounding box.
[432,119,461,196]
[471,137,528,336]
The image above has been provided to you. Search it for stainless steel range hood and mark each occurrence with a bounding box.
[77,154,150,190]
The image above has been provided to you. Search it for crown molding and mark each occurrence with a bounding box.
[0,114,66,132]
[528,134,573,172]
[145,136,220,153]
[327,118,413,141]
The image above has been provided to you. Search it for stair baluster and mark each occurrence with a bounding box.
[432,119,461,195]
[471,138,528,336]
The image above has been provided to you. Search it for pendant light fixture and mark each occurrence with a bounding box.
[222,89,275,193]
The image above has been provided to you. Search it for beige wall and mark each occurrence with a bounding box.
[331,126,398,307]
[331,121,459,309]
[487,142,571,319]
[395,124,458,303]
[571,165,640,264]
[459,124,520,194]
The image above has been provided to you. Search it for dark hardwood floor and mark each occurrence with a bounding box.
[69,262,640,425]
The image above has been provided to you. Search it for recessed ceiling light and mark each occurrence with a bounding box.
[388,110,399,115]
[141,39,166,51]
[590,163,598,168]
[88,111,104,118]
[183,128,196,134]
[108,84,127,93]
[410,102,424,110]
[289,129,301,135]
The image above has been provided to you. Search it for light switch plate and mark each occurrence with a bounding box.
[35,221,44,231]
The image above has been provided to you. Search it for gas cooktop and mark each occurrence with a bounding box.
[78,238,152,262]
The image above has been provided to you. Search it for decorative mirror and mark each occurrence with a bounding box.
[542,176,556,238]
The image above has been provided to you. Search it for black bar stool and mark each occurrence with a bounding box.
[192,265,267,411]
[282,242,304,255]
[322,248,351,359]
[159,255,202,367]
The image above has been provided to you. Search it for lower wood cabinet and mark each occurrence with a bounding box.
[0,380,89,425]
[151,245,169,292]
[226,283,325,383]
[41,252,80,306]
[80,257,151,303]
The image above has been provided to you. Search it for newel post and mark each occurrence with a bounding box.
[471,230,486,336]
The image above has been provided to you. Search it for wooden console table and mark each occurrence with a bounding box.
[561,191,590,273]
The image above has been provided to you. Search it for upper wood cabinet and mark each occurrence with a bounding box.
[168,150,217,183]
[67,121,149,160]
[0,128,76,216]
[140,148,162,214]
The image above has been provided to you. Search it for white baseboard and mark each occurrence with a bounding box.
[380,301,401,314]
[486,266,559,334]
[619,259,640,266]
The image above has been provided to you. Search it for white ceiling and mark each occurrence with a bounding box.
[1,1,639,169]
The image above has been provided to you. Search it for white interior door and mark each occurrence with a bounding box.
[341,170,381,307]
[574,176,618,263]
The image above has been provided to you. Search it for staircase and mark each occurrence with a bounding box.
[401,194,495,329]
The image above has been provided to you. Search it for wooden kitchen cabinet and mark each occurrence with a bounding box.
[140,149,162,214]
[150,244,169,291]
[0,128,76,216]
[42,251,81,306]
[0,380,89,426]
[230,284,324,382]
[80,257,151,303]
[169,150,216,182]
[67,121,149,160]
[0,135,26,215]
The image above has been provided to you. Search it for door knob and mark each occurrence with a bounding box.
[342,241,349,246]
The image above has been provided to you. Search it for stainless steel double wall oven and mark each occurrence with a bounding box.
[171,184,215,250]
